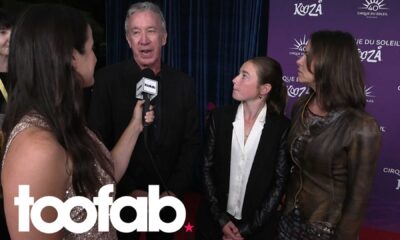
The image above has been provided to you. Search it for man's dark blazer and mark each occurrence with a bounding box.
[88,59,200,196]
[201,105,290,238]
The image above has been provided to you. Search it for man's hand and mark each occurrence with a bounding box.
[160,191,176,198]
[130,189,148,198]
[222,221,244,240]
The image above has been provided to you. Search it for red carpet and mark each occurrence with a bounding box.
[360,227,400,240]
[138,192,400,240]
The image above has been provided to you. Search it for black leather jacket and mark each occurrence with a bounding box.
[284,95,381,239]
[203,106,291,237]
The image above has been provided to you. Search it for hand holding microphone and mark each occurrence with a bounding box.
[132,100,154,130]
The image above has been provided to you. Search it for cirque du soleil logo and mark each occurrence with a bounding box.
[383,168,400,190]
[290,35,385,64]
[15,185,189,234]
[289,35,308,57]
[357,0,389,18]
[360,0,388,12]
[365,86,375,103]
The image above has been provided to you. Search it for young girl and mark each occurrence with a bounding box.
[197,57,290,240]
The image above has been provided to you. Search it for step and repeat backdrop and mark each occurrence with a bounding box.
[267,0,400,239]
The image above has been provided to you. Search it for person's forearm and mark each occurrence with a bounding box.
[111,121,141,182]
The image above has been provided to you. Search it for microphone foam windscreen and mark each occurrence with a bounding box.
[141,68,155,79]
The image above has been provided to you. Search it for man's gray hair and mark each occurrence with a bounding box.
[124,2,167,34]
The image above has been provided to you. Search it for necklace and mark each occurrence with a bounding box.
[244,133,250,139]
[244,110,260,142]
[300,92,315,128]
[244,117,257,140]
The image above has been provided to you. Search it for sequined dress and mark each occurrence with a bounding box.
[3,113,118,239]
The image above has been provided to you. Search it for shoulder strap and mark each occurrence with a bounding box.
[0,77,8,102]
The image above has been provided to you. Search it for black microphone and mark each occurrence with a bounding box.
[135,69,169,194]
[136,68,158,126]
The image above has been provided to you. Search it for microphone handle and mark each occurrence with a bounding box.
[143,93,150,127]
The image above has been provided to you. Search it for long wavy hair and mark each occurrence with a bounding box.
[306,30,366,111]
[250,56,287,115]
[1,4,113,197]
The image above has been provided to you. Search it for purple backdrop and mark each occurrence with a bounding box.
[267,0,400,236]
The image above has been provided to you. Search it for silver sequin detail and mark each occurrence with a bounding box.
[3,113,118,239]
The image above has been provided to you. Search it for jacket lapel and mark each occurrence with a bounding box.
[218,106,237,198]
[242,114,277,215]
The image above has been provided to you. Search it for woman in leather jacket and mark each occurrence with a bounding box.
[278,31,381,240]
[196,57,291,240]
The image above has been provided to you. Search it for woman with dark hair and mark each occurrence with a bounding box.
[1,4,153,239]
[0,8,14,121]
[278,30,381,240]
[0,8,15,240]
[197,56,290,240]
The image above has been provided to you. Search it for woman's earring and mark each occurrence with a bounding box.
[259,95,263,99]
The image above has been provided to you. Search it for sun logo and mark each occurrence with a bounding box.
[361,0,388,11]
[291,35,308,52]
[364,86,375,98]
